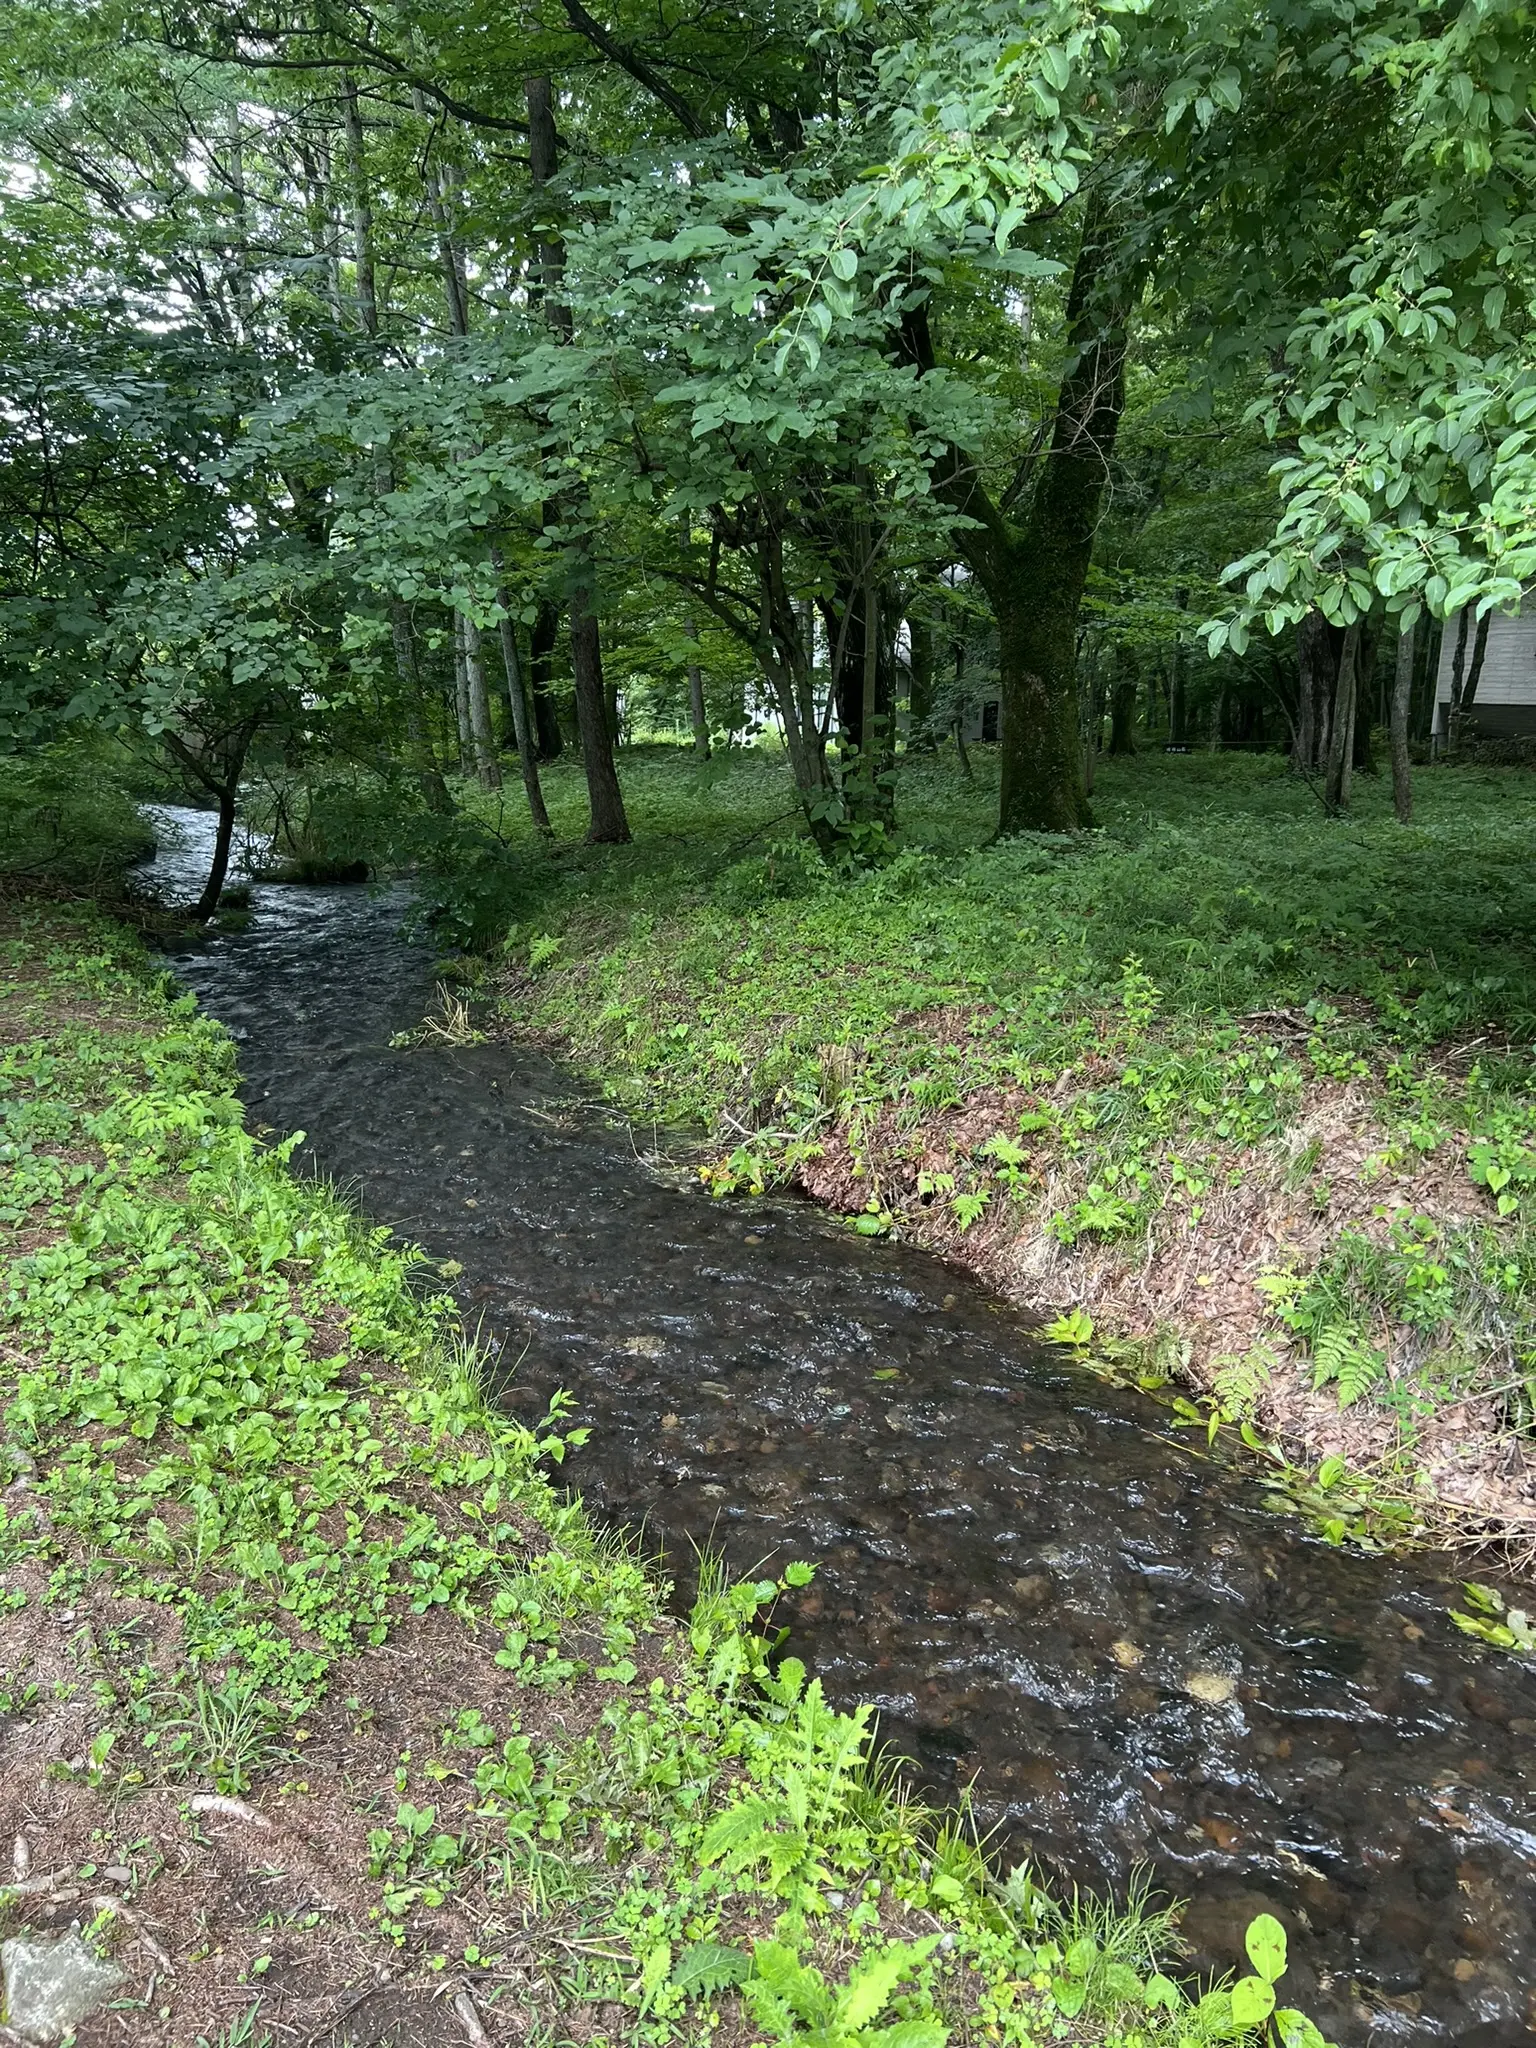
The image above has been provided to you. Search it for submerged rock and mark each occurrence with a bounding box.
[1183,1669,1237,1705]
[2,1932,125,2043]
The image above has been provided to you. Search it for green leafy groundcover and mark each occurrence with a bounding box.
[0,901,1326,2048]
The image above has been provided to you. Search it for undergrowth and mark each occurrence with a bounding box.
[0,900,1330,2046]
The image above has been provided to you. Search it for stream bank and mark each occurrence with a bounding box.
[105,802,1536,2047]
[486,750,1536,1567]
[2,893,1208,2048]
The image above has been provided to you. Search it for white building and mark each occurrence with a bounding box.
[1434,600,1536,742]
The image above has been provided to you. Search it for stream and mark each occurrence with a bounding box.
[140,808,1536,2046]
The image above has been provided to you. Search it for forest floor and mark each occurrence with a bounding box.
[474,744,1536,1575]
[0,896,1283,2048]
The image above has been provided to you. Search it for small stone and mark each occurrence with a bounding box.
[660,1414,679,1430]
[102,1866,131,1884]
[2,1933,124,2043]
[1454,1960,1479,1983]
[12,1836,29,1879]
[1201,1816,1242,1852]
[1184,1671,1236,1706]
[1110,1640,1143,1670]
[622,1336,663,1357]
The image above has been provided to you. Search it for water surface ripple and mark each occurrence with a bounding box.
[141,809,1536,2045]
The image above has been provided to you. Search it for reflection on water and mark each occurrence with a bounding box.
[141,807,1536,2045]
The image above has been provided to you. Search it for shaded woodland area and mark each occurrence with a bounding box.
[1,0,1532,890]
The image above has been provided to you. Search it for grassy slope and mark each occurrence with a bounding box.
[0,899,1295,2048]
[477,746,1536,1561]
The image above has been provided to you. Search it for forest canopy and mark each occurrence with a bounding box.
[1,0,1533,878]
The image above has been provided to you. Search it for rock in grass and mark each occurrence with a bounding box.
[2,1933,125,2043]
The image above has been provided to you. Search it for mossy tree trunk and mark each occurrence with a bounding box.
[907,187,1137,835]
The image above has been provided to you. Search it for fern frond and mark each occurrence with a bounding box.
[1309,1324,1384,1408]
[1211,1344,1274,1421]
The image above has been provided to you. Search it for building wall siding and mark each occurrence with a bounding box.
[1435,601,1536,709]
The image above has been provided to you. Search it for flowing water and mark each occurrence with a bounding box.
[140,808,1536,2045]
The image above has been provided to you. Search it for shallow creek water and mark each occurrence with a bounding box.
[140,809,1536,2045]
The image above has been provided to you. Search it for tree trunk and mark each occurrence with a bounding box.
[990,564,1091,830]
[453,618,474,776]
[1415,618,1442,739]
[907,612,934,745]
[1390,621,1415,823]
[1461,609,1492,717]
[1448,607,1471,711]
[1108,669,1137,755]
[526,73,626,839]
[569,564,630,843]
[390,602,452,812]
[993,199,1135,832]
[860,565,879,744]
[164,721,254,922]
[1296,608,1335,775]
[1323,619,1361,814]
[461,616,501,790]
[904,189,1134,831]
[340,79,380,340]
[529,600,563,758]
[1353,614,1379,771]
[494,599,554,835]
[193,783,239,922]
[684,615,710,757]
[347,84,449,814]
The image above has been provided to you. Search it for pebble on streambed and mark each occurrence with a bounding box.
[1183,1670,1237,1705]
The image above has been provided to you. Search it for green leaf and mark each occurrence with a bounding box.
[1064,1936,1099,1977]
[700,1796,773,1864]
[672,1941,750,1998]
[1050,1978,1087,2017]
[1274,2009,1331,2048]
[829,247,858,281]
[837,1939,937,2030]
[1230,1974,1277,2026]
[1245,1912,1287,1983]
[874,2023,947,2048]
